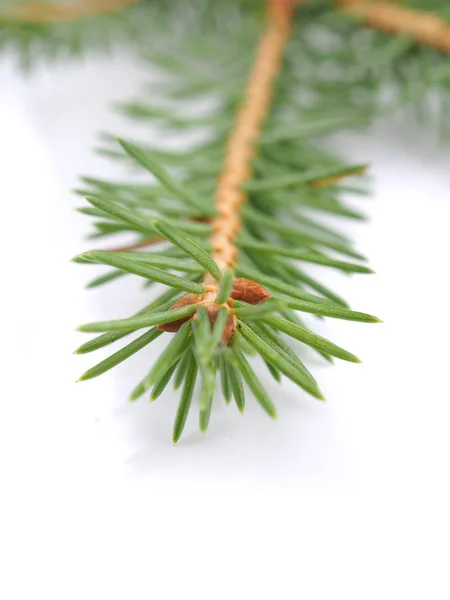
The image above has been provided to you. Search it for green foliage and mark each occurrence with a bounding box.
[173,351,198,443]
[78,304,197,333]
[78,327,162,381]
[216,269,235,305]
[151,219,220,279]
[192,306,230,432]
[237,321,324,400]
[129,322,192,401]
[223,350,246,414]
[76,249,205,294]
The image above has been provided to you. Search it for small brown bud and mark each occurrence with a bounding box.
[230,278,270,305]
[158,293,237,345]
[158,294,200,332]
[206,305,236,346]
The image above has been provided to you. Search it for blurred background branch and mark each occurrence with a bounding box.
[0,0,137,23]
[338,0,450,52]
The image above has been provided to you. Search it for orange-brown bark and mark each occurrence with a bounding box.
[338,0,450,53]
[197,0,293,332]
[2,0,136,23]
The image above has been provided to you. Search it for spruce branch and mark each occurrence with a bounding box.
[338,0,450,52]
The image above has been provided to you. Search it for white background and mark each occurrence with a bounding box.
[1,50,449,599]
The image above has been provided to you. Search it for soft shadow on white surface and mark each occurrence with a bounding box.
[1,53,449,599]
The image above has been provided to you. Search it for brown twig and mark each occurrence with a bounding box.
[338,0,450,53]
[107,215,212,253]
[159,1,294,339]
[1,0,136,24]
[311,165,369,189]
[201,0,294,302]
[108,237,163,253]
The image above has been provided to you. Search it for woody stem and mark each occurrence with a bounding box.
[201,0,294,303]
[1,0,136,23]
[338,0,450,53]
